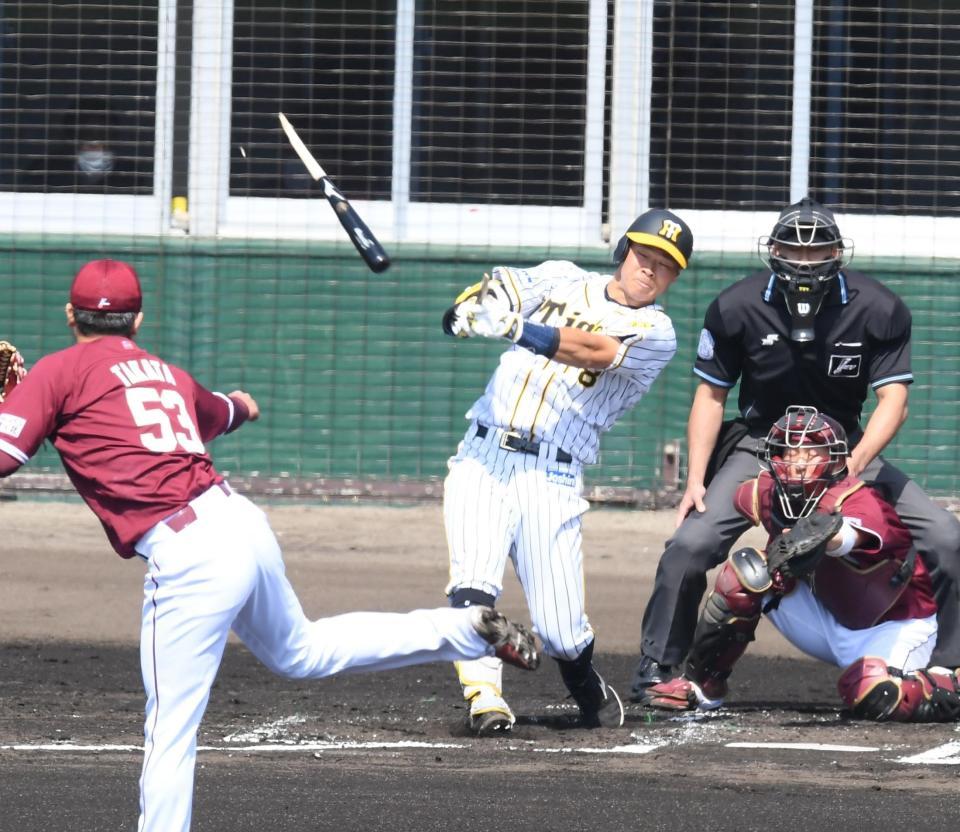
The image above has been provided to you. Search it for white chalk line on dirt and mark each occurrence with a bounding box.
[897,741,960,765]
[0,740,663,756]
[9,739,960,763]
[726,742,879,753]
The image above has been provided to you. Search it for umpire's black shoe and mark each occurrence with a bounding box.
[628,654,674,704]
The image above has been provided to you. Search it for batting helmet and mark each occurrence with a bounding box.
[759,406,849,520]
[612,209,693,270]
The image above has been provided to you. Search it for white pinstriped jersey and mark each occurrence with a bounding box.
[465,260,677,465]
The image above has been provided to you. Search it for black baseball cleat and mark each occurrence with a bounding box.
[472,607,541,671]
[629,654,674,704]
[568,667,625,728]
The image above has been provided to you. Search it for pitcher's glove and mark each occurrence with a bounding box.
[766,511,844,580]
[0,341,25,403]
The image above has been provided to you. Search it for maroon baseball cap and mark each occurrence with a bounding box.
[70,259,143,313]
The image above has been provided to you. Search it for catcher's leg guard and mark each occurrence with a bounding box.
[837,657,903,720]
[900,668,960,722]
[838,659,960,722]
[682,548,770,699]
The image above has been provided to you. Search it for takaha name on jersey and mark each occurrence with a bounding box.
[110,358,177,388]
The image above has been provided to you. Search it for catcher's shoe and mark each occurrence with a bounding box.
[467,689,516,736]
[644,675,726,712]
[628,654,674,704]
[472,607,540,671]
[569,668,625,729]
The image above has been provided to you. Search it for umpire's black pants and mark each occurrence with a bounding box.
[638,431,960,669]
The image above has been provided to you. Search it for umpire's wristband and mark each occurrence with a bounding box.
[515,321,560,359]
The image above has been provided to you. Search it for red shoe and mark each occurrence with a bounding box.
[644,675,726,711]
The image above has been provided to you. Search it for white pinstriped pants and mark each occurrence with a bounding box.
[443,424,595,661]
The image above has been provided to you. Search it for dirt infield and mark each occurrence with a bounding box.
[4,497,960,832]
[0,497,780,654]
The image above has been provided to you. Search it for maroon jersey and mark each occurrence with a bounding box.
[0,336,249,557]
[735,472,937,624]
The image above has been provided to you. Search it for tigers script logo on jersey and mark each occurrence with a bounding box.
[829,354,862,377]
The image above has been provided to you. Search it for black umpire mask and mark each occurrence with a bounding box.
[760,197,850,343]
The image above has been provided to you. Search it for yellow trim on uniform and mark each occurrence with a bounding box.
[831,480,865,509]
[494,267,522,311]
[509,369,534,431]
[626,231,687,269]
[528,370,558,439]
[608,339,631,370]
[750,477,761,525]
[454,280,485,304]
[454,665,503,695]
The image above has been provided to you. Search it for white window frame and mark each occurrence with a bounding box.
[609,0,960,261]
[2,0,957,259]
[207,0,610,249]
[0,0,176,237]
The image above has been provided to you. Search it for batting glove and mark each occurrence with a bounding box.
[464,297,523,342]
[442,301,474,338]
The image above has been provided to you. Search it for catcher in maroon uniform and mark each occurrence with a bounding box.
[645,405,960,722]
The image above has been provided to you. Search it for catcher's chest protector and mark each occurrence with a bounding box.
[741,475,910,630]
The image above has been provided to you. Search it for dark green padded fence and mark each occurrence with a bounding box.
[1,236,957,497]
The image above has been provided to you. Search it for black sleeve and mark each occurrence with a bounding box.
[693,296,742,388]
[868,294,912,388]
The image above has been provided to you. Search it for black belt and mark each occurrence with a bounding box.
[475,424,573,464]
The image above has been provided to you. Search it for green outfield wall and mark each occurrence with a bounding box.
[1,236,958,499]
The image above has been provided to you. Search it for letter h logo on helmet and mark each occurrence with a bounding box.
[612,208,694,269]
[658,219,684,243]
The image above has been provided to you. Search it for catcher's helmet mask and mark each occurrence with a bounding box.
[612,208,693,271]
[759,405,849,520]
[758,197,853,342]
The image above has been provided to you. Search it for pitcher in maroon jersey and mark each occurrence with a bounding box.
[0,259,540,832]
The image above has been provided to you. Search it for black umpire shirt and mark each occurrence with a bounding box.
[693,268,913,437]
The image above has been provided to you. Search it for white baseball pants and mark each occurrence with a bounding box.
[135,483,494,832]
[444,426,594,660]
[767,581,937,671]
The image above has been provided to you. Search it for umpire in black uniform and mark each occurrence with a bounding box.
[630,196,960,701]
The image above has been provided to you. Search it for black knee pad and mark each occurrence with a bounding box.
[449,588,496,609]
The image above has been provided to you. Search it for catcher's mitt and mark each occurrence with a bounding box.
[0,340,24,403]
[766,511,844,580]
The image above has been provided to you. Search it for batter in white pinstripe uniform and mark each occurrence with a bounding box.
[440,208,695,733]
